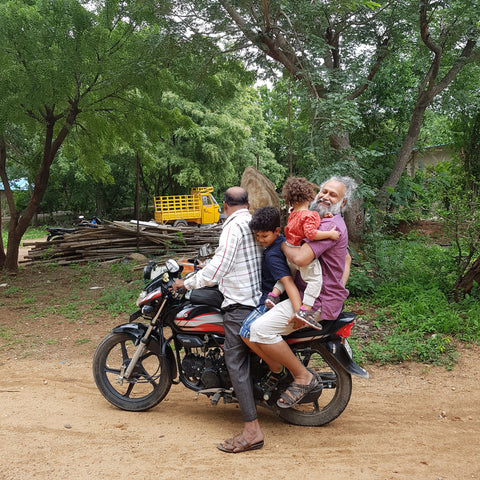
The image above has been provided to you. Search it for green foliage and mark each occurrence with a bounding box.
[389,153,480,298]
[95,287,140,316]
[0,0,284,228]
[348,236,479,367]
[355,331,457,369]
[346,259,376,297]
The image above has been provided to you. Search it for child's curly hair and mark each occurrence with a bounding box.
[281,176,317,206]
[249,206,280,233]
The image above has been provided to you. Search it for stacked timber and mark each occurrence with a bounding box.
[22,221,222,266]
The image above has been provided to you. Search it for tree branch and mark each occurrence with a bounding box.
[348,36,391,100]
[434,40,480,96]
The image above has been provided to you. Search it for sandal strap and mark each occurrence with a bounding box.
[279,376,318,406]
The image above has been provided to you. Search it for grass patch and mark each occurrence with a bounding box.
[3,286,21,295]
[1,226,47,246]
[21,296,37,305]
[95,279,143,316]
[348,238,479,369]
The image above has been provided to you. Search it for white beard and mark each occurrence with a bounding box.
[310,197,343,217]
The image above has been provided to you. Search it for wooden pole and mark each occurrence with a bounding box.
[136,152,140,249]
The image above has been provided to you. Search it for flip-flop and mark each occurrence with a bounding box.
[217,438,264,453]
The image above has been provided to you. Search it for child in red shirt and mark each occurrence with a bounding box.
[266,176,339,329]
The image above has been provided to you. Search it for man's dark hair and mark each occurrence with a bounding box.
[224,189,249,206]
[249,206,281,233]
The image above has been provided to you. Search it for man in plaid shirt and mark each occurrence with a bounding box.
[173,186,265,453]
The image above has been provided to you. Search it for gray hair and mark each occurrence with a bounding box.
[319,176,357,212]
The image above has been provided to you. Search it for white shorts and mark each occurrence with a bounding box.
[249,299,297,345]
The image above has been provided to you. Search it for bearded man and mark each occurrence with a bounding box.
[247,176,356,409]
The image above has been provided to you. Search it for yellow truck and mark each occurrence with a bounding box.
[154,187,222,227]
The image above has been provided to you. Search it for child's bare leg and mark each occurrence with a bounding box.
[242,337,283,373]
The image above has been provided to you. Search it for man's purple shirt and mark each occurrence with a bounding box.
[295,213,348,320]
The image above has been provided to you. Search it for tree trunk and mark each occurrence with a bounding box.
[377,103,427,209]
[454,257,480,301]
[4,230,21,272]
[1,104,79,272]
[344,197,365,245]
[0,211,5,267]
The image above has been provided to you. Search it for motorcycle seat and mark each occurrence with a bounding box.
[189,286,224,308]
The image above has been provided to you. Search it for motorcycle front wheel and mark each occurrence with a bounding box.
[93,333,172,412]
[277,340,352,427]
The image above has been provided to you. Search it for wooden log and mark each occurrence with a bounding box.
[21,220,222,266]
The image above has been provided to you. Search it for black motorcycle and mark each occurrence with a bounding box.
[46,216,101,241]
[92,252,368,427]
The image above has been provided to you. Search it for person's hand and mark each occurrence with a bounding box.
[171,279,186,292]
[328,226,339,241]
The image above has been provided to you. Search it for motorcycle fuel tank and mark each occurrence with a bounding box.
[174,304,225,334]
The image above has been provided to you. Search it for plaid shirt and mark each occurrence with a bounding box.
[184,208,262,308]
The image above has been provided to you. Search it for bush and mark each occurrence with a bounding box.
[348,237,479,368]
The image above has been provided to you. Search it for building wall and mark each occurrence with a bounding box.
[407,145,456,176]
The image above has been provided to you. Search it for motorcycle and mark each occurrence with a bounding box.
[46,215,102,241]
[92,249,369,427]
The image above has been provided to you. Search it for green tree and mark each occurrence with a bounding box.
[0,0,163,271]
[376,1,480,208]
[176,0,480,236]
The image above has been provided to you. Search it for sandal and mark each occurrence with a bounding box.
[217,437,264,453]
[264,293,280,309]
[276,374,319,409]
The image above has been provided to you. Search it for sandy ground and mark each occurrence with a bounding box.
[0,245,479,479]
[0,348,479,480]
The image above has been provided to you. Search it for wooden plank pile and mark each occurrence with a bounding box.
[22,221,222,266]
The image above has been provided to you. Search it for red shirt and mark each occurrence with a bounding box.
[285,210,321,245]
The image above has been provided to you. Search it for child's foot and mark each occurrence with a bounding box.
[295,308,323,330]
[265,293,280,309]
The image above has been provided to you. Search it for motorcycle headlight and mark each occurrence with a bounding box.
[165,259,180,273]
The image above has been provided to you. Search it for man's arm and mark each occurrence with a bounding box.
[281,241,315,267]
[342,252,351,287]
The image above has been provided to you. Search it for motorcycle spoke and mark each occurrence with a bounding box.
[135,362,159,387]
[105,366,121,375]
[124,382,135,398]
[120,341,130,363]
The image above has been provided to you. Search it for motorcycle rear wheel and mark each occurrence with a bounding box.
[277,340,352,427]
[93,333,172,412]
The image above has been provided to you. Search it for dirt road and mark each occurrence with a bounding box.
[1,345,479,480]
[1,254,479,479]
